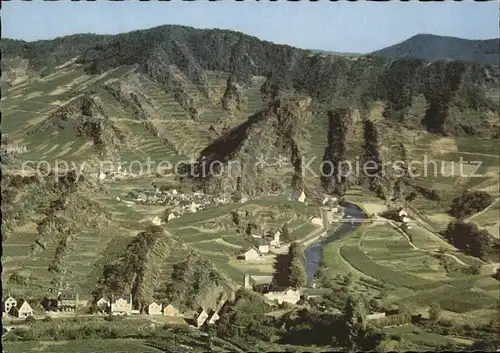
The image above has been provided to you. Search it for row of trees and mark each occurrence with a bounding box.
[288,242,307,288]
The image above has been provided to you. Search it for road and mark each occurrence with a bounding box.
[386,219,469,266]
[465,197,500,223]
[404,203,499,270]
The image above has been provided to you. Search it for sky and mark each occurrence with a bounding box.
[2,0,499,53]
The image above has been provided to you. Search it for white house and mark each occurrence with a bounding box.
[297,190,306,203]
[3,296,17,314]
[195,308,209,328]
[189,202,198,213]
[163,303,180,316]
[98,172,106,181]
[96,297,110,311]
[146,301,163,316]
[402,216,410,224]
[264,288,301,305]
[110,295,133,315]
[151,216,162,226]
[166,212,178,222]
[309,216,323,227]
[258,245,270,254]
[399,209,408,218]
[10,299,34,318]
[243,248,261,261]
[367,312,386,321]
[207,311,220,325]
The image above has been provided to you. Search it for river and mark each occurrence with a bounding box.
[304,202,367,286]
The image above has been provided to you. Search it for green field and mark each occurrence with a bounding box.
[320,223,499,321]
[3,339,163,353]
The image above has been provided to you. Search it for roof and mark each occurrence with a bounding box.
[149,301,162,306]
[16,298,29,309]
[196,307,207,315]
[114,295,132,303]
[250,275,273,285]
[58,291,78,300]
[302,288,332,297]
[206,308,219,317]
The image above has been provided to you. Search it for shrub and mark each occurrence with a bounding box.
[442,220,492,258]
[25,316,37,324]
[448,191,493,219]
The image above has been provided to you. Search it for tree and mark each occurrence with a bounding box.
[428,302,441,323]
[343,273,353,287]
[205,324,216,352]
[469,263,482,275]
[245,222,258,236]
[448,190,493,219]
[368,298,379,312]
[398,301,415,323]
[289,259,307,288]
[469,339,496,351]
[405,191,417,203]
[338,293,367,352]
[442,221,492,258]
[231,210,240,226]
[379,289,390,311]
[288,242,307,288]
[376,338,402,353]
[282,223,291,243]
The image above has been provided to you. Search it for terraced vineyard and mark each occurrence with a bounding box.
[321,223,499,324]
[163,197,320,284]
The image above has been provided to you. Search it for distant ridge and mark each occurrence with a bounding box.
[309,49,362,58]
[372,33,499,66]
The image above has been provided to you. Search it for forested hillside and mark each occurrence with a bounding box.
[372,34,499,66]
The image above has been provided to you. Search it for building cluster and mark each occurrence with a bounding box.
[94,294,180,317]
[116,187,230,222]
[243,275,332,305]
[2,296,34,319]
[241,230,284,261]
[319,195,342,229]
[191,306,222,328]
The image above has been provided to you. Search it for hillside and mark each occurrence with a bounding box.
[2,26,499,141]
[2,25,499,326]
[372,34,500,66]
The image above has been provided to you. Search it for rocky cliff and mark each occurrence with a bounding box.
[178,96,312,198]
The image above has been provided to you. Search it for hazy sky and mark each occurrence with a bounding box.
[2,0,499,53]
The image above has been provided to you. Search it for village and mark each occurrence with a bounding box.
[1,292,228,332]
[2,184,414,335]
[121,186,230,223]
[1,194,347,327]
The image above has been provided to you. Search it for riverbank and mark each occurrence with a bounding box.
[304,201,367,286]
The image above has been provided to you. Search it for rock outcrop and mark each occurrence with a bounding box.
[178,96,312,198]
[34,94,126,158]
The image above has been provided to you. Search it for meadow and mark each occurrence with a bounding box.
[320,223,499,321]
